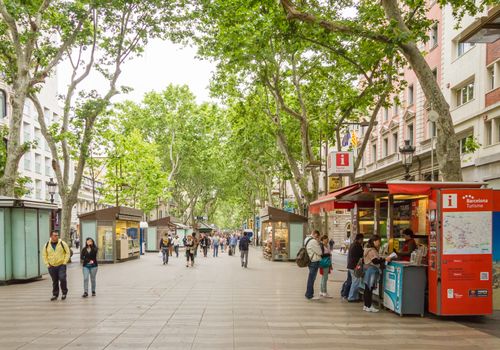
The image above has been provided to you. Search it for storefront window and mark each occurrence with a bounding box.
[97,222,114,261]
[274,221,289,260]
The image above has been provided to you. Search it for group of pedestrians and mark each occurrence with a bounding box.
[340,233,393,312]
[41,225,258,301]
[42,231,98,301]
[304,230,333,300]
[304,229,395,313]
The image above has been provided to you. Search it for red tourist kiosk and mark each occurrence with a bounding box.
[310,181,495,316]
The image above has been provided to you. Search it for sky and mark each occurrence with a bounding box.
[58,39,216,105]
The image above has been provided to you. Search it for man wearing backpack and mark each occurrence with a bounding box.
[42,231,71,301]
[346,233,364,302]
[305,230,322,300]
[239,231,250,268]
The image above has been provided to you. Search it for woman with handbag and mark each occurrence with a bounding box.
[319,235,333,298]
[362,235,392,312]
[80,237,98,297]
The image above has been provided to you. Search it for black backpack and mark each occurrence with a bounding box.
[240,237,249,251]
[296,237,313,268]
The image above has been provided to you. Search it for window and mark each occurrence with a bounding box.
[459,135,473,154]
[35,154,41,174]
[23,153,31,171]
[458,42,474,57]
[383,138,388,157]
[408,85,414,106]
[372,144,377,163]
[488,67,495,91]
[430,121,437,138]
[23,101,31,116]
[23,123,31,143]
[407,124,414,145]
[35,128,41,148]
[0,89,6,118]
[393,133,398,154]
[393,101,399,116]
[45,157,51,177]
[456,82,474,107]
[430,24,438,48]
[485,120,492,146]
[384,108,389,121]
[35,180,42,200]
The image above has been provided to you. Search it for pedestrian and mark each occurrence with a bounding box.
[220,236,225,253]
[185,235,195,267]
[80,237,98,298]
[239,231,250,268]
[75,236,80,250]
[319,235,332,298]
[212,234,220,257]
[342,236,351,254]
[168,233,174,256]
[42,231,71,301]
[200,234,210,257]
[159,233,171,265]
[192,232,198,258]
[362,235,391,312]
[304,230,322,300]
[346,233,364,302]
[328,238,334,251]
[229,234,237,256]
[173,235,180,258]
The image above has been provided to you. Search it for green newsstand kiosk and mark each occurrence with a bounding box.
[0,197,57,283]
[146,217,177,252]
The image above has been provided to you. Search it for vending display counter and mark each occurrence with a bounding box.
[260,206,307,261]
[383,261,427,316]
[79,206,143,263]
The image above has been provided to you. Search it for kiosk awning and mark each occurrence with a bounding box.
[309,183,387,214]
[386,181,486,195]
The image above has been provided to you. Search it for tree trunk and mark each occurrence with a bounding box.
[381,0,462,181]
[0,81,28,196]
[60,194,77,244]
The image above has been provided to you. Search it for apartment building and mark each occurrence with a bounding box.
[355,4,500,188]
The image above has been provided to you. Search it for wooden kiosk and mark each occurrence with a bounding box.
[260,206,307,261]
[79,206,143,263]
[146,217,177,252]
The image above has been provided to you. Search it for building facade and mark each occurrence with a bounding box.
[355,4,500,187]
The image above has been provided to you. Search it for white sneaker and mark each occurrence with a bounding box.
[322,293,333,298]
[310,296,321,300]
[368,306,379,313]
[319,292,325,297]
[363,306,370,312]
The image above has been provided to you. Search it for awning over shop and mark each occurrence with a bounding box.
[386,181,486,195]
[309,182,387,214]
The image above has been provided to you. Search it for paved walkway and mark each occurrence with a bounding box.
[0,247,499,350]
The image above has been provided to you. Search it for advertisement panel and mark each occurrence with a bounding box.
[439,189,493,315]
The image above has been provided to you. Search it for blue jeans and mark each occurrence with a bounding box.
[320,267,329,294]
[305,261,320,299]
[83,266,98,294]
[161,247,169,264]
[213,245,219,257]
[348,269,361,301]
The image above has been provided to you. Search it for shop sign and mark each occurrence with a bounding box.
[441,190,493,212]
[327,151,354,175]
[328,176,341,193]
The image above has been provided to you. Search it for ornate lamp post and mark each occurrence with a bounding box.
[399,140,416,180]
[46,177,57,203]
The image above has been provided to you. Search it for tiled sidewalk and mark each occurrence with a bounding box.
[0,247,498,350]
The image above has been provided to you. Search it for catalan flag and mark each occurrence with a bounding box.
[351,130,359,148]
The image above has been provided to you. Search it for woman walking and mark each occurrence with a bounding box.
[185,235,195,267]
[319,235,333,298]
[362,235,391,312]
[173,235,180,258]
[81,237,98,297]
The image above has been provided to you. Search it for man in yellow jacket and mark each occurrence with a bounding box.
[42,231,71,301]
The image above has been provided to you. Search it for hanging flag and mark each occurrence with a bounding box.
[341,131,351,147]
[351,130,359,148]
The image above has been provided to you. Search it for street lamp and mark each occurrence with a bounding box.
[46,178,57,203]
[399,140,416,180]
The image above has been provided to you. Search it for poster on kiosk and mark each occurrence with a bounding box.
[428,188,493,316]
